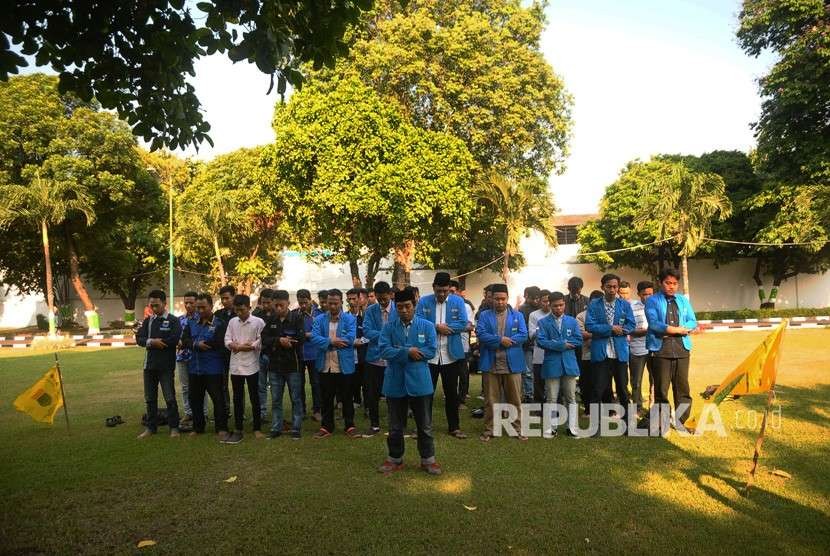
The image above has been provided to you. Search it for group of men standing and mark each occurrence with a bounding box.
[136,266,697,473]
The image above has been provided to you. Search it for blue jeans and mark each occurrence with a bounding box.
[522,350,534,399]
[258,354,270,417]
[270,371,303,433]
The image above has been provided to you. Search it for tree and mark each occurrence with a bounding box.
[2,0,379,150]
[177,147,290,294]
[736,0,830,306]
[477,173,557,283]
[634,162,732,299]
[577,161,684,278]
[737,0,830,183]
[0,74,151,332]
[79,151,173,325]
[315,0,571,275]
[267,75,476,288]
[0,170,94,336]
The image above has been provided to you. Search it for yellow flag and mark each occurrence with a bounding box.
[686,320,786,430]
[13,366,64,424]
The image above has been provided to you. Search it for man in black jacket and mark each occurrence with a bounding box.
[136,290,182,439]
[261,290,306,439]
[214,284,236,420]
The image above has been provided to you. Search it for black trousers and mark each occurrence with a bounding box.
[387,395,435,462]
[189,373,228,433]
[628,353,653,408]
[365,363,386,428]
[320,371,354,433]
[231,373,261,432]
[221,366,231,418]
[652,356,692,423]
[457,353,471,402]
[352,359,366,404]
[532,363,545,402]
[577,358,591,413]
[591,358,630,418]
[429,360,462,433]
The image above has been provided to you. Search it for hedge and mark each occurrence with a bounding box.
[696,307,830,321]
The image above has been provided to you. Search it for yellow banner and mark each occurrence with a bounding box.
[686,320,786,429]
[13,366,64,424]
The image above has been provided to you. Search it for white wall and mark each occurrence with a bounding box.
[461,235,830,311]
[3,239,829,329]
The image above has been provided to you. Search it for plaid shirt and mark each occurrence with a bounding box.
[176,313,199,362]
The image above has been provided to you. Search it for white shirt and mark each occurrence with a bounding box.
[461,302,474,353]
[528,308,551,365]
[429,300,457,365]
[325,320,341,373]
[224,315,265,375]
[603,299,618,359]
[629,299,648,356]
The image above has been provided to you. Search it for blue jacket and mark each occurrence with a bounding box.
[537,314,583,378]
[379,316,437,397]
[416,293,468,361]
[311,311,357,374]
[292,306,323,362]
[181,317,226,375]
[363,301,397,363]
[585,297,636,363]
[645,291,697,352]
[475,308,528,373]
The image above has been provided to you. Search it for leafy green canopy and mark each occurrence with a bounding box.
[266,75,476,276]
[2,0,378,150]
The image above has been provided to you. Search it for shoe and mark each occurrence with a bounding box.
[420,462,443,476]
[188,431,198,437]
[267,430,282,439]
[364,427,381,437]
[449,429,467,439]
[181,414,193,424]
[254,430,265,439]
[378,459,405,473]
[566,429,582,439]
[471,408,485,418]
[169,428,181,438]
[217,431,230,442]
[224,432,243,444]
[312,412,322,422]
[479,433,492,443]
[408,430,418,439]
[458,403,467,411]
[543,429,558,439]
[137,429,154,439]
[313,428,332,439]
[291,431,301,440]
[345,426,362,439]
[516,434,529,442]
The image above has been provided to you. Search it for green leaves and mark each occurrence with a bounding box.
[1,1,375,150]
[267,75,476,276]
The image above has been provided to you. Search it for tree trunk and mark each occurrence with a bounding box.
[40,220,56,336]
[349,258,362,288]
[752,258,768,309]
[392,240,415,290]
[502,250,510,284]
[681,255,690,299]
[213,234,227,286]
[65,224,99,333]
[364,252,382,289]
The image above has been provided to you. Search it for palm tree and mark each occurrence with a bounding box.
[477,173,558,283]
[635,162,732,298]
[0,170,95,336]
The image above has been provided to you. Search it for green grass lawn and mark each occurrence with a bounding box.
[1,330,828,555]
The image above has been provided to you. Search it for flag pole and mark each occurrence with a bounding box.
[743,385,775,494]
[53,352,70,432]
